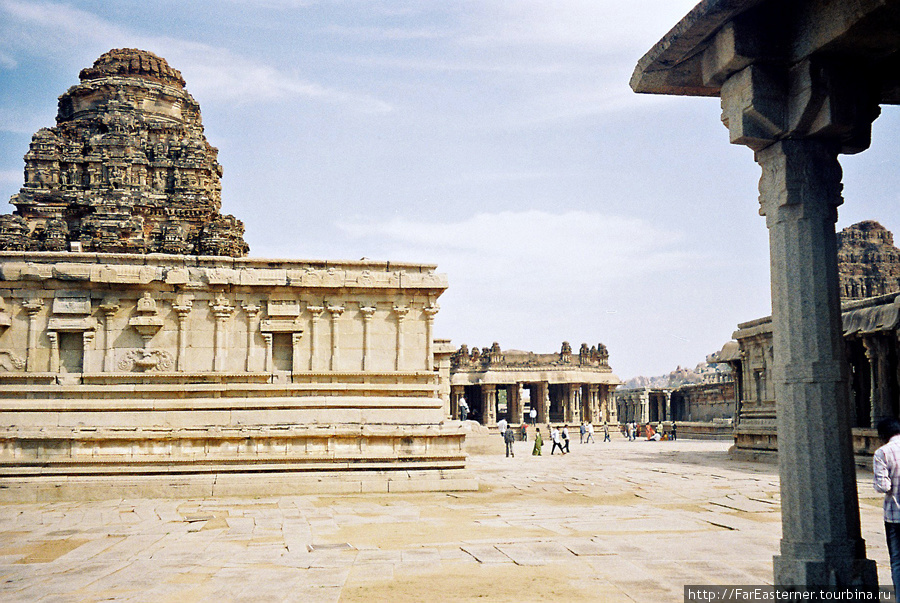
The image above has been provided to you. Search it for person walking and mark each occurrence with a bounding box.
[603,422,610,442]
[497,418,508,439]
[561,425,570,453]
[459,397,468,422]
[671,420,677,441]
[585,421,595,443]
[579,422,586,444]
[626,421,634,441]
[550,426,565,455]
[875,417,900,596]
[504,425,516,458]
[532,428,543,456]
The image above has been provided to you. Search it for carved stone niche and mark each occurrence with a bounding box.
[47,292,97,332]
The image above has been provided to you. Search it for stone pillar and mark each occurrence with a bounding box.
[23,299,42,372]
[211,296,234,372]
[664,392,671,422]
[481,384,497,426]
[242,303,260,372]
[512,383,524,425]
[450,385,464,420]
[327,304,344,371]
[173,296,192,372]
[47,331,59,373]
[424,304,439,370]
[307,305,324,370]
[393,305,409,371]
[99,299,120,372]
[863,337,893,426]
[755,139,875,585]
[588,385,600,424]
[360,305,376,371]
[538,381,550,424]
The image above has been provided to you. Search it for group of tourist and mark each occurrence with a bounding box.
[622,420,677,442]
[494,420,619,457]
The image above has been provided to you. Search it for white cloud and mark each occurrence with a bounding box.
[0,0,391,111]
[0,170,21,184]
[337,209,690,291]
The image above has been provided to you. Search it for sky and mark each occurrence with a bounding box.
[1,0,899,380]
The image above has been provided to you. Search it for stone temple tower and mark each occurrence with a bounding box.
[0,48,248,256]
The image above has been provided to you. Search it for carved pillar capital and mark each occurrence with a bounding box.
[393,305,410,321]
[360,305,376,320]
[22,299,43,315]
[307,305,325,321]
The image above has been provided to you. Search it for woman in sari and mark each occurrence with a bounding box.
[532,428,543,455]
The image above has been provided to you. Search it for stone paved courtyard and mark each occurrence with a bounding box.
[0,435,891,602]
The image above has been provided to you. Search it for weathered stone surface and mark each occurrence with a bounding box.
[838,221,900,300]
[3,48,248,256]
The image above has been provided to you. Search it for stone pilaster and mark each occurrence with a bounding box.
[47,331,59,373]
[307,305,324,370]
[360,305,376,371]
[393,305,409,371]
[172,297,192,372]
[211,295,234,372]
[99,299,120,372]
[262,332,273,373]
[242,303,260,372]
[291,332,303,374]
[863,337,893,426]
[327,305,344,371]
[22,299,42,372]
[424,304,439,370]
[82,331,95,372]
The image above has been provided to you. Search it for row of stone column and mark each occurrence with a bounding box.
[451,382,613,425]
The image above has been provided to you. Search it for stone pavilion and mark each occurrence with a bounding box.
[449,342,620,426]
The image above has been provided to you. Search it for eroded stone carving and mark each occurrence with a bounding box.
[117,348,174,372]
[4,48,248,256]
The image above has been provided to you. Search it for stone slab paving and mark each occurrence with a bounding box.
[0,436,893,602]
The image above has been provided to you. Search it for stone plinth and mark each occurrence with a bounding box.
[0,252,472,499]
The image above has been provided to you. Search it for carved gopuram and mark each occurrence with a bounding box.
[449,342,620,426]
[0,49,471,500]
[632,0,900,587]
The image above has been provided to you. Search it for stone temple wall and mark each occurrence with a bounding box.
[0,253,471,500]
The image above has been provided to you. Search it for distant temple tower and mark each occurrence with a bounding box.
[837,221,900,300]
[0,48,248,256]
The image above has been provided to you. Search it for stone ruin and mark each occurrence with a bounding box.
[0,49,467,501]
[0,48,248,256]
